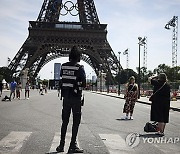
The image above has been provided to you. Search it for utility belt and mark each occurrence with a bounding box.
[61,84,82,97]
[60,86,84,106]
[61,88,81,97]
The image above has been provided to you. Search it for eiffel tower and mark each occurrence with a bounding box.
[8,0,121,84]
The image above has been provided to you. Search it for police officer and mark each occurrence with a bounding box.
[56,46,86,153]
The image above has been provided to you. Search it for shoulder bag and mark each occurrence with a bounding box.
[149,82,166,101]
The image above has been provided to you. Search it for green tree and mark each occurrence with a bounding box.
[154,64,170,74]
[147,70,153,78]
[115,69,138,84]
[176,66,180,81]
[0,67,13,82]
[42,79,48,86]
[0,75,3,81]
[153,64,180,82]
[136,67,146,83]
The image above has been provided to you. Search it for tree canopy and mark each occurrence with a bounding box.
[0,67,13,82]
[115,64,180,85]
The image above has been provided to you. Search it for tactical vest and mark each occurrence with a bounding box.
[61,63,83,97]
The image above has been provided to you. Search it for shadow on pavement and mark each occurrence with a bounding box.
[116,118,133,121]
[139,133,164,138]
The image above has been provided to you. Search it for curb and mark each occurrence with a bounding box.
[91,91,180,112]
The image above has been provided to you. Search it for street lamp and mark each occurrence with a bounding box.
[118,52,121,95]
[123,49,129,69]
[90,73,91,91]
[91,71,93,91]
[123,48,129,81]
[138,37,146,98]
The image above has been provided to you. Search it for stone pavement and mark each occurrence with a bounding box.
[92,91,180,112]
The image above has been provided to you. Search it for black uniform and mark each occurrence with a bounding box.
[59,61,86,149]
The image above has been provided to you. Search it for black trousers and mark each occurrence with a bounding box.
[60,96,82,145]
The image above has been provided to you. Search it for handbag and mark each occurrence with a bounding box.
[144,122,158,132]
[149,82,166,102]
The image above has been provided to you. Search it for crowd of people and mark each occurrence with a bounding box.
[8,80,30,100]
[0,80,48,101]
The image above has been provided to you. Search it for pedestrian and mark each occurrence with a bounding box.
[25,81,30,99]
[0,81,2,97]
[39,83,43,95]
[10,79,17,101]
[44,85,47,93]
[121,76,138,120]
[57,80,62,98]
[16,82,22,99]
[56,46,86,153]
[148,73,170,136]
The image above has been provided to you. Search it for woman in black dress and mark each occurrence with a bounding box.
[148,73,170,135]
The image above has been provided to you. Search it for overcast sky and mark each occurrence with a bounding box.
[0,0,180,80]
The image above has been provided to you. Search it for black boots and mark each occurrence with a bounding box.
[56,141,65,152]
[56,141,83,153]
[67,142,83,153]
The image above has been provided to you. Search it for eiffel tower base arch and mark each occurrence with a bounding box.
[8,0,122,85]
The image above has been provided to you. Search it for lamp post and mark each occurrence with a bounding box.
[106,72,109,93]
[118,52,121,95]
[90,73,91,91]
[123,49,129,81]
[138,37,146,98]
[91,71,93,91]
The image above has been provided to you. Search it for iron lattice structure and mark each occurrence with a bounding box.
[165,16,178,82]
[8,0,121,84]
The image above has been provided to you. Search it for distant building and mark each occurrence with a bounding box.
[54,63,61,80]
[97,72,106,91]
[92,75,97,83]
[54,63,61,89]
